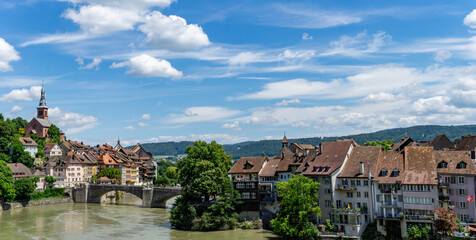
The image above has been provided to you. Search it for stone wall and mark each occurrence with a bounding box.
[1,198,73,211]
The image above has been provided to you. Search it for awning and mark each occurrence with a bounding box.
[468,226,476,232]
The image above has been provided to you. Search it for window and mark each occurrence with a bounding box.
[325,200,332,207]
[236,183,245,189]
[356,192,361,198]
[458,176,466,184]
[459,189,466,195]
[350,180,355,186]
[347,192,353,198]
[242,192,250,199]
[459,214,469,221]
[460,202,467,209]
[251,192,256,199]
[457,162,467,169]
[363,180,369,186]
[404,197,432,204]
[336,200,342,208]
[342,179,348,185]
[380,168,388,176]
[404,185,430,192]
[391,169,399,177]
[356,180,361,186]
[437,161,448,168]
[324,177,330,184]
[324,189,331,194]
[364,192,369,198]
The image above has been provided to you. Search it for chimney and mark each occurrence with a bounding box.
[360,162,364,175]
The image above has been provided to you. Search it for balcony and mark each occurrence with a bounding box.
[331,208,367,215]
[260,196,275,203]
[233,177,258,182]
[377,214,402,219]
[438,181,450,188]
[438,195,450,201]
[336,184,356,191]
[379,188,393,194]
[382,201,398,207]
[404,215,433,221]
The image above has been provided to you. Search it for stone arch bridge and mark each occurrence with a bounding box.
[72,184,182,208]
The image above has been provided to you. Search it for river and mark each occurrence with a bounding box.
[0,198,278,240]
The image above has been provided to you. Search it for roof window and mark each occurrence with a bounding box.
[456,161,467,169]
[379,168,388,177]
[437,161,447,169]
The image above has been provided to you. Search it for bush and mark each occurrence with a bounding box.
[170,196,197,230]
[13,178,36,200]
[30,188,65,200]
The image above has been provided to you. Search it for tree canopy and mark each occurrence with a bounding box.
[0,160,16,202]
[364,140,394,151]
[407,224,432,240]
[271,175,321,240]
[13,177,37,200]
[47,124,61,144]
[99,167,121,180]
[45,176,57,188]
[434,208,459,235]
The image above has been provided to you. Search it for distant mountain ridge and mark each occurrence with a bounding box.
[137,125,476,159]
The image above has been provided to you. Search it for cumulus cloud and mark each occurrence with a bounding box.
[138,11,210,50]
[434,50,452,63]
[10,105,22,113]
[362,92,397,103]
[0,86,42,102]
[0,38,20,72]
[141,113,151,120]
[110,54,182,78]
[170,107,241,124]
[49,107,98,134]
[138,122,148,127]
[63,5,143,35]
[464,9,476,29]
[276,99,300,106]
[302,32,313,40]
[60,0,176,10]
[124,125,135,130]
[221,121,241,131]
[77,57,101,70]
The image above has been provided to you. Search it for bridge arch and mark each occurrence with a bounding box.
[86,185,144,204]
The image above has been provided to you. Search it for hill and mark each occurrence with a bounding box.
[138,125,476,160]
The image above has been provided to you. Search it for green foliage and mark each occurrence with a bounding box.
[0,153,11,163]
[13,177,36,200]
[47,124,61,143]
[29,188,65,199]
[30,134,46,152]
[45,176,57,188]
[178,141,232,201]
[0,160,16,201]
[164,166,178,180]
[31,176,40,185]
[90,175,98,183]
[364,140,394,151]
[99,168,120,179]
[362,221,385,240]
[156,160,177,175]
[10,138,35,168]
[271,175,321,240]
[36,150,45,158]
[407,224,432,240]
[155,175,171,186]
[324,219,334,231]
[170,195,197,230]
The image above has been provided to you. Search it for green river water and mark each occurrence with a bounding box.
[0,199,278,240]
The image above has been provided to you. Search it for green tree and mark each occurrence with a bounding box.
[45,176,57,188]
[99,168,120,180]
[407,224,431,240]
[271,175,321,240]
[177,140,232,202]
[31,176,40,186]
[90,175,98,183]
[0,152,11,163]
[155,175,171,186]
[0,160,16,202]
[364,140,394,151]
[47,124,61,143]
[11,138,35,168]
[434,208,458,235]
[164,166,178,180]
[13,178,36,200]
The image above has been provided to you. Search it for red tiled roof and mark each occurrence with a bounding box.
[259,158,280,177]
[434,151,476,175]
[339,146,380,178]
[373,151,404,184]
[301,140,353,176]
[229,157,267,174]
[18,137,38,146]
[403,147,437,185]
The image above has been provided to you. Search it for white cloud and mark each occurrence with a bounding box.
[276,99,300,106]
[111,54,182,78]
[170,106,241,124]
[321,31,391,57]
[464,9,476,29]
[221,121,241,131]
[0,38,20,72]
[141,113,151,120]
[120,133,248,145]
[49,107,98,134]
[63,5,143,35]
[278,49,315,61]
[10,105,22,113]
[139,11,210,50]
[291,121,311,128]
[302,33,313,40]
[60,0,176,10]
[77,57,101,70]
[0,86,42,102]
[362,92,397,103]
[228,52,266,65]
[138,122,149,127]
[124,125,135,130]
[434,50,452,62]
[21,33,91,47]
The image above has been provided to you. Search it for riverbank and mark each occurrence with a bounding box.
[1,197,73,211]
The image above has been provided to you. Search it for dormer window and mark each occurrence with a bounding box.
[391,168,399,177]
[243,161,254,170]
[437,161,448,169]
[312,166,318,172]
[456,161,467,169]
[380,168,388,177]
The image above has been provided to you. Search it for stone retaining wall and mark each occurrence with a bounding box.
[1,198,73,211]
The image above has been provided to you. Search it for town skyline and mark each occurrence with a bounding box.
[1,0,476,146]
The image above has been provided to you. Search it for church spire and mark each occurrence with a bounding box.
[39,84,47,107]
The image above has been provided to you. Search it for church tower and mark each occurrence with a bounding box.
[37,85,48,120]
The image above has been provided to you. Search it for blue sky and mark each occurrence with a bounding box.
[1,0,476,146]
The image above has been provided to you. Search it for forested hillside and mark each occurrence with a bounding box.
[139,125,476,159]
